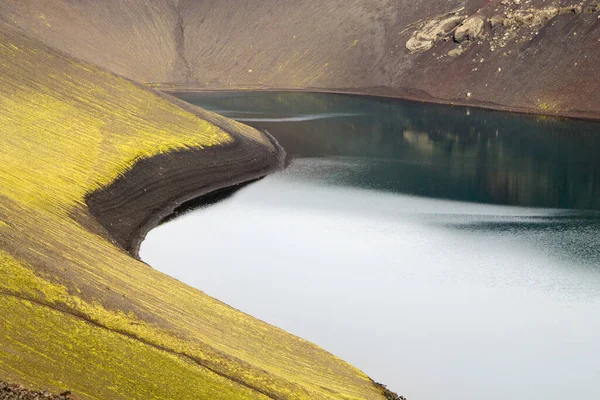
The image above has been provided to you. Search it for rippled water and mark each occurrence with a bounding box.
[141,92,600,400]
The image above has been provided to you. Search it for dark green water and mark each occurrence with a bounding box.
[142,92,600,400]
[179,91,600,210]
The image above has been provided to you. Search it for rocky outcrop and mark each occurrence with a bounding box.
[411,2,599,53]
[406,14,466,52]
[497,5,591,28]
[454,15,486,43]
[447,46,465,57]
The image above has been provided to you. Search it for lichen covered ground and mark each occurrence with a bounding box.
[0,23,387,400]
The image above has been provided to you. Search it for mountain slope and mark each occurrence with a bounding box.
[0,22,387,400]
[1,0,598,118]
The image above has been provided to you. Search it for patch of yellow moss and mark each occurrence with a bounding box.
[0,294,269,400]
[538,99,560,114]
[0,251,305,399]
[0,209,378,399]
[0,34,232,214]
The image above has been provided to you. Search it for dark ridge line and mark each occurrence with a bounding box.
[128,129,286,258]
[174,0,193,83]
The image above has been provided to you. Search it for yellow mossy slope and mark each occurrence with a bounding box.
[0,31,229,214]
[0,23,386,400]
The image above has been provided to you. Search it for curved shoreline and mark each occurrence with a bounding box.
[161,86,600,123]
[84,104,407,400]
[87,129,285,258]
[83,116,403,400]
[85,85,286,257]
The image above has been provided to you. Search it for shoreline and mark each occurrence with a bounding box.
[86,87,286,258]
[84,95,408,399]
[87,125,285,259]
[158,86,600,123]
[84,118,404,400]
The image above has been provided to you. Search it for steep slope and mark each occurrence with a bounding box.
[0,22,388,400]
[1,0,598,118]
[0,0,183,82]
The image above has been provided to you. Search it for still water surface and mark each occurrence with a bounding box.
[141,92,600,400]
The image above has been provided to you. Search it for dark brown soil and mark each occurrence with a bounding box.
[86,90,285,257]
[87,129,284,257]
[2,0,598,120]
[0,382,74,400]
[375,383,407,400]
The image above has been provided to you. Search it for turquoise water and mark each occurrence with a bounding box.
[141,92,600,400]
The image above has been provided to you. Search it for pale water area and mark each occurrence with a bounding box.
[142,92,600,399]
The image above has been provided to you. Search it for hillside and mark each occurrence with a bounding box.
[0,22,388,400]
[0,0,598,118]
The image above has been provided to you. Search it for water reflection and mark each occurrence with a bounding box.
[178,91,600,209]
[444,212,600,270]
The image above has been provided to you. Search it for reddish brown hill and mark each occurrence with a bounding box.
[1,0,598,118]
